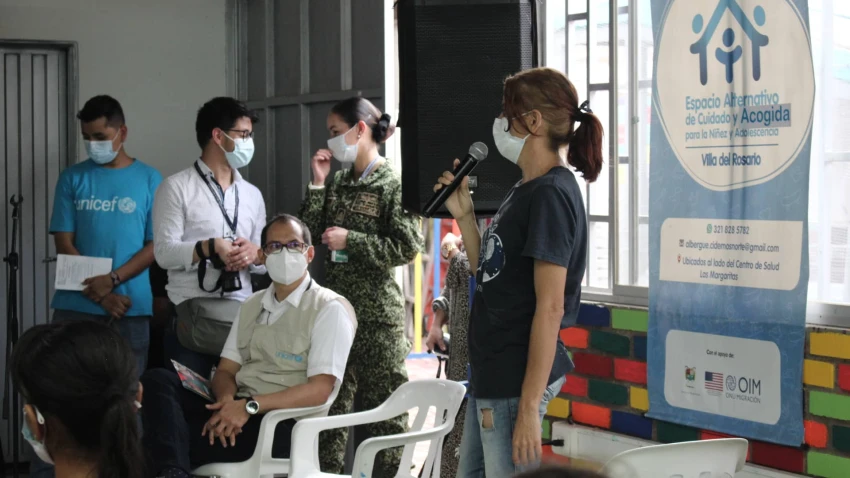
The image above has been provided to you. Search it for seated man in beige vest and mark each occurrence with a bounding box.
[141,214,356,478]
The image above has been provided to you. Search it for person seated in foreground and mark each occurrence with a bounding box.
[515,465,608,478]
[141,214,357,478]
[13,321,145,478]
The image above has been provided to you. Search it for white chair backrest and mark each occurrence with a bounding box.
[601,438,748,478]
[289,379,466,478]
[386,379,466,477]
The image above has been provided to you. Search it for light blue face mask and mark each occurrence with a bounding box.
[22,406,53,465]
[85,132,122,165]
[219,132,255,169]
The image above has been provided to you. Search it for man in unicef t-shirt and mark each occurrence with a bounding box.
[47,95,161,376]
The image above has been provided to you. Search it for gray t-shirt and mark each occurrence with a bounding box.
[469,166,586,399]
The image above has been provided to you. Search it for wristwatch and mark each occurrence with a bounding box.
[245,397,260,415]
[110,271,121,287]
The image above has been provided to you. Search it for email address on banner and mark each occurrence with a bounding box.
[659,218,802,291]
[683,241,780,254]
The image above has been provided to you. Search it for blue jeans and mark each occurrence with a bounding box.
[457,376,566,478]
[30,309,150,478]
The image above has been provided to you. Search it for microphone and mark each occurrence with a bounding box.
[423,142,489,218]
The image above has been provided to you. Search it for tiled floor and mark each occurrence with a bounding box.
[405,351,440,476]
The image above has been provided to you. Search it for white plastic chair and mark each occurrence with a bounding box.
[601,438,749,478]
[288,379,467,478]
[192,381,342,478]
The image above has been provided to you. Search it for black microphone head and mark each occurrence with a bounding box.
[469,142,488,161]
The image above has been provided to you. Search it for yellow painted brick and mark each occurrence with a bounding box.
[804,359,836,389]
[547,397,571,418]
[630,387,649,412]
[811,332,850,360]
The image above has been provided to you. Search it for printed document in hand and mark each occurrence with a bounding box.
[54,254,113,291]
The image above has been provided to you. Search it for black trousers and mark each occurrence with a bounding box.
[141,369,296,475]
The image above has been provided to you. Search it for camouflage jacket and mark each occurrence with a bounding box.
[299,163,423,326]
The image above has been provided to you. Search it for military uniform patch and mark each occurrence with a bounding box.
[351,192,380,217]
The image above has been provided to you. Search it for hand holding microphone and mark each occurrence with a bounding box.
[427,142,488,219]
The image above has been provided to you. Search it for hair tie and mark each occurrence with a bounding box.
[577,100,593,122]
[378,113,392,127]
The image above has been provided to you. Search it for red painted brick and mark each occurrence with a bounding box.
[572,352,614,379]
[542,445,571,465]
[562,375,588,397]
[561,327,589,349]
[805,420,828,448]
[750,441,805,474]
[701,431,750,460]
[572,402,612,429]
[614,359,647,385]
[839,364,850,392]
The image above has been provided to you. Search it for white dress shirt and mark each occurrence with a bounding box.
[220,274,355,382]
[153,159,267,305]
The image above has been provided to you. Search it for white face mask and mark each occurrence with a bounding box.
[22,406,53,465]
[266,249,309,286]
[85,132,122,165]
[492,117,530,165]
[219,132,255,169]
[327,126,358,164]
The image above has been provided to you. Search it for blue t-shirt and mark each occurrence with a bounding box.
[49,159,162,316]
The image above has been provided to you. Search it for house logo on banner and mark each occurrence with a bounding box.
[653,0,815,191]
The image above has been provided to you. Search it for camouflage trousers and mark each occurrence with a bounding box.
[319,322,411,476]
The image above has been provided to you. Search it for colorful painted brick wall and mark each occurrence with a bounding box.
[545,303,850,478]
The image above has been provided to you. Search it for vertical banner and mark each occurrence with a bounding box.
[647,0,814,445]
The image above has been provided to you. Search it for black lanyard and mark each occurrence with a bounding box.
[194,162,239,235]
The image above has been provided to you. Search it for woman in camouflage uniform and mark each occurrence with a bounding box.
[299,97,423,476]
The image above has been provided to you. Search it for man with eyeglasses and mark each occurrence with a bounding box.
[141,214,356,478]
[153,97,267,378]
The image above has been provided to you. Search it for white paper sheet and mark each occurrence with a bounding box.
[54,254,113,291]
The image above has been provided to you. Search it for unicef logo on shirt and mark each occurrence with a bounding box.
[654,0,814,191]
[117,197,136,214]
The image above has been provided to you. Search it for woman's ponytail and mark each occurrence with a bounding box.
[99,398,145,478]
[568,103,605,183]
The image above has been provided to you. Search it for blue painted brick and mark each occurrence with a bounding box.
[577,304,611,327]
[633,336,648,361]
[611,411,653,440]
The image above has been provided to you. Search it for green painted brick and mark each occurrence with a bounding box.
[810,391,850,421]
[589,330,631,357]
[588,379,629,406]
[808,451,850,478]
[657,421,700,444]
[542,419,551,440]
[612,309,649,333]
[833,425,850,453]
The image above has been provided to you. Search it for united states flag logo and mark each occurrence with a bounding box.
[705,371,724,394]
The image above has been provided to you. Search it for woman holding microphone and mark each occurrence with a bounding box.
[299,97,423,476]
[433,67,604,477]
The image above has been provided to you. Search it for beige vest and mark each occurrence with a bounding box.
[235,282,356,397]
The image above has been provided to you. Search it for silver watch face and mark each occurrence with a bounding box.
[246,400,260,415]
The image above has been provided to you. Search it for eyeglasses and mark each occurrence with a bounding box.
[262,241,308,255]
[227,129,254,140]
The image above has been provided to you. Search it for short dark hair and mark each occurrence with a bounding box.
[330,97,394,144]
[195,97,260,149]
[77,95,125,127]
[261,214,312,247]
[12,321,144,478]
